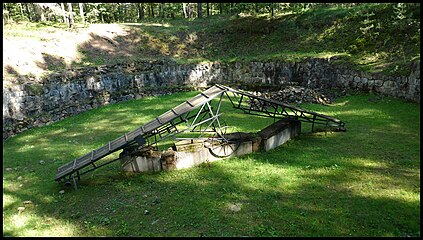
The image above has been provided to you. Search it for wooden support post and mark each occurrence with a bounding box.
[72,176,78,190]
[325,120,328,136]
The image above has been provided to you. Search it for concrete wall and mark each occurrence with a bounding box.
[3,58,420,139]
[119,119,301,172]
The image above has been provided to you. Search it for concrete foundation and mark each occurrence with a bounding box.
[120,119,301,172]
[120,148,161,172]
[258,119,301,151]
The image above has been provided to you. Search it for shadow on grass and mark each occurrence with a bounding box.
[2,10,420,236]
[2,155,419,236]
[3,92,420,236]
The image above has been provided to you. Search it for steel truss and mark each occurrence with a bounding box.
[219,84,346,132]
[55,84,346,190]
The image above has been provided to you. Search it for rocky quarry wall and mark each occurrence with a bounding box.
[3,58,420,139]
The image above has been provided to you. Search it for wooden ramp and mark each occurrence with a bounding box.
[55,85,226,183]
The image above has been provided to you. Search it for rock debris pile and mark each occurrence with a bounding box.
[249,85,347,105]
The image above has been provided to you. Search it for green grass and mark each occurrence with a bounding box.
[3,91,420,237]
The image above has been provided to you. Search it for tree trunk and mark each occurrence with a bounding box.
[18,3,24,17]
[39,4,46,22]
[197,3,202,18]
[115,3,119,22]
[160,3,164,18]
[79,3,85,24]
[219,3,223,14]
[60,3,67,23]
[123,3,127,22]
[206,3,210,16]
[30,3,36,21]
[3,3,9,23]
[187,4,193,18]
[271,3,274,17]
[150,3,155,18]
[25,3,32,21]
[138,3,144,21]
[31,3,41,22]
[67,3,74,29]
[40,11,45,22]
[183,3,188,18]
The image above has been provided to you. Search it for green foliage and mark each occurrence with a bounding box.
[4,3,418,24]
[3,3,420,77]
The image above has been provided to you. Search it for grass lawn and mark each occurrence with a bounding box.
[2,91,420,237]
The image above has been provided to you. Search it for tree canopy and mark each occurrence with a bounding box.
[5,3,418,26]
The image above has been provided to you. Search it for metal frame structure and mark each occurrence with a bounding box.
[55,84,346,190]
[219,85,346,132]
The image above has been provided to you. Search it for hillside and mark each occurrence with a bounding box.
[3,3,420,79]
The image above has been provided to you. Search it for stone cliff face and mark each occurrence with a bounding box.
[3,58,420,139]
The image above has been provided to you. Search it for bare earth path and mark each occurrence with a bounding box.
[3,23,137,79]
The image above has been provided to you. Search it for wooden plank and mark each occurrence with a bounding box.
[171,108,179,116]
[186,100,194,107]
[201,92,210,98]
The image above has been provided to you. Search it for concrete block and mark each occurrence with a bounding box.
[258,118,301,151]
[120,154,161,172]
[174,148,209,169]
[120,118,301,173]
[263,127,291,151]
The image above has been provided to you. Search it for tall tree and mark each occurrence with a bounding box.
[206,3,209,16]
[79,3,85,24]
[60,3,67,23]
[197,3,202,18]
[39,4,46,22]
[3,3,9,23]
[18,3,24,17]
[150,3,155,18]
[182,3,188,18]
[187,3,193,18]
[67,3,74,28]
[137,3,144,21]
[24,3,32,21]
[160,3,164,18]
[166,2,176,18]
[219,3,223,14]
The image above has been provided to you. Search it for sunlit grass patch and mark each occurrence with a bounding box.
[3,91,420,237]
